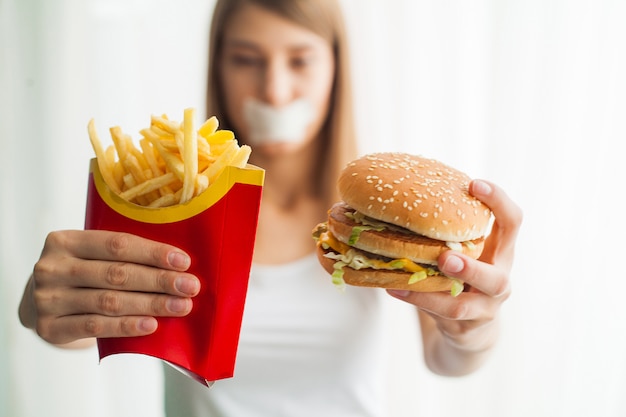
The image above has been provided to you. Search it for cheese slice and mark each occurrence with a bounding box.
[318,230,430,274]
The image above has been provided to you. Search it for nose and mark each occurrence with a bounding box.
[262,59,294,107]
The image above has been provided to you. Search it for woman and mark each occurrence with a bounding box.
[19,0,522,415]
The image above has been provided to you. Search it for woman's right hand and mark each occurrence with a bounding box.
[19,230,201,345]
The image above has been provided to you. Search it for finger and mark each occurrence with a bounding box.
[470,180,523,239]
[37,314,159,344]
[33,255,200,298]
[44,230,191,271]
[68,259,200,296]
[470,180,523,264]
[388,289,492,322]
[438,251,511,299]
[40,287,194,318]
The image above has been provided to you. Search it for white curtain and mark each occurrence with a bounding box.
[2,1,625,416]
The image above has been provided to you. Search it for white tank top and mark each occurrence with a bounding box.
[164,254,389,417]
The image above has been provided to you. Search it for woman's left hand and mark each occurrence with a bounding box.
[388,179,522,373]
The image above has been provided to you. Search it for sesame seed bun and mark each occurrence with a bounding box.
[337,152,492,242]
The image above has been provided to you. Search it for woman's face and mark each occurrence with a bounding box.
[218,3,335,156]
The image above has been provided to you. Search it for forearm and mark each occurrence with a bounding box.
[418,310,499,376]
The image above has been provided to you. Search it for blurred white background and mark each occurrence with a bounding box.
[2,0,625,416]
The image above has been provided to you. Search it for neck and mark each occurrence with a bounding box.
[250,139,327,264]
[251,139,323,211]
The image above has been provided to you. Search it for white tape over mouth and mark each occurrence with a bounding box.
[243,97,314,145]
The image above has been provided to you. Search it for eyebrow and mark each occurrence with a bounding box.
[223,38,315,54]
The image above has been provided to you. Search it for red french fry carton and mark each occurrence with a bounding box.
[84,158,264,386]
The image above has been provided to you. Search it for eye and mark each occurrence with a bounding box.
[229,54,264,68]
[290,55,313,70]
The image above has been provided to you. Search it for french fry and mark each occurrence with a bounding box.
[148,192,179,208]
[139,138,162,177]
[204,129,235,145]
[230,145,252,168]
[88,108,252,207]
[202,140,238,183]
[196,174,209,196]
[88,119,121,194]
[151,115,181,136]
[198,115,219,138]
[104,145,116,168]
[197,138,212,161]
[113,162,126,192]
[110,127,129,170]
[141,129,185,180]
[119,172,177,201]
[180,108,198,204]
[123,154,161,203]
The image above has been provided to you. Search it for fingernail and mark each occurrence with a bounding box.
[168,251,190,269]
[138,318,158,333]
[472,180,492,197]
[388,289,410,298]
[167,298,191,313]
[442,254,464,274]
[175,277,200,296]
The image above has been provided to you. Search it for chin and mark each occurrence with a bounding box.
[252,137,317,158]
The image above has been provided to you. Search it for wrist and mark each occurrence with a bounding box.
[439,319,500,354]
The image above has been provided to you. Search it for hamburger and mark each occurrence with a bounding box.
[312,152,492,296]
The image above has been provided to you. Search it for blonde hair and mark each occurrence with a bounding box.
[206,0,357,205]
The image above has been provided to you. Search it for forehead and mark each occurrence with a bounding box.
[222,3,330,52]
